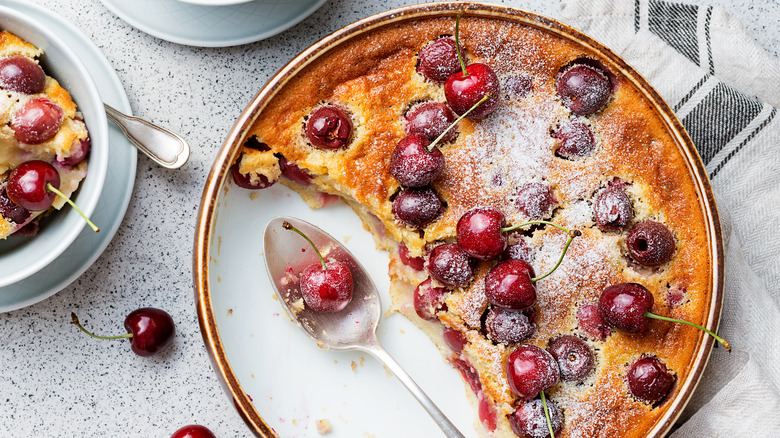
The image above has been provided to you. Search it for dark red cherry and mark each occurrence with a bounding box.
[485,307,535,345]
[506,345,560,401]
[171,424,216,438]
[484,259,536,310]
[12,98,63,144]
[399,243,425,271]
[124,307,176,356]
[57,136,91,167]
[501,238,534,263]
[444,63,500,119]
[553,120,595,159]
[598,283,654,333]
[547,335,594,382]
[556,64,612,116]
[503,73,533,101]
[305,106,353,149]
[230,161,277,190]
[627,220,675,267]
[594,182,633,231]
[389,134,445,187]
[515,183,556,219]
[627,356,675,404]
[509,398,563,438]
[6,160,60,211]
[0,185,30,225]
[0,55,46,94]
[442,326,467,353]
[300,260,353,313]
[426,243,474,288]
[417,38,461,83]
[392,187,443,228]
[279,156,312,185]
[413,278,449,321]
[456,207,507,260]
[576,303,610,341]
[405,102,457,142]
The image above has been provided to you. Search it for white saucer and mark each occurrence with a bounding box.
[99,0,328,47]
[0,0,137,313]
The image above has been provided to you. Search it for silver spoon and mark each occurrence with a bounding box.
[263,216,466,438]
[104,103,190,169]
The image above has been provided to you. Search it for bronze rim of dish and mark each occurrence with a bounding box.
[193,2,725,437]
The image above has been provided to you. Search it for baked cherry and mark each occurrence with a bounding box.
[576,303,610,341]
[442,326,467,353]
[392,186,443,228]
[389,134,445,187]
[553,120,595,159]
[398,243,425,271]
[305,106,353,149]
[6,160,98,231]
[71,308,175,357]
[627,355,675,405]
[0,185,30,225]
[171,424,216,438]
[485,307,535,345]
[556,64,612,116]
[0,55,46,94]
[417,37,461,83]
[405,101,457,142]
[485,259,536,310]
[11,97,63,144]
[599,282,730,350]
[457,206,507,260]
[515,183,557,219]
[503,73,533,101]
[413,278,449,321]
[502,237,533,263]
[279,156,313,185]
[626,220,675,267]
[594,181,633,231]
[506,345,560,401]
[509,398,563,438]
[57,136,91,167]
[547,335,594,382]
[231,162,277,190]
[284,221,353,313]
[426,243,474,288]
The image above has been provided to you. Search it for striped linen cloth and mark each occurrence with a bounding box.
[559,0,780,436]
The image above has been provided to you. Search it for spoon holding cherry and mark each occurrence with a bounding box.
[264,216,465,438]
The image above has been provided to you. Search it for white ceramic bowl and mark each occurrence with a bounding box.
[0,6,109,288]
[175,0,253,6]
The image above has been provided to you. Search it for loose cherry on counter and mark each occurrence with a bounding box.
[71,308,175,357]
[598,283,730,351]
[171,424,216,438]
[284,221,353,313]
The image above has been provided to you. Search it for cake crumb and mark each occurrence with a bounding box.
[316,419,332,434]
[351,361,358,372]
[249,192,259,200]
[343,234,352,243]
[227,309,233,316]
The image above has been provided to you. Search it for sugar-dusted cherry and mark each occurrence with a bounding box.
[0,55,46,94]
[389,134,445,187]
[576,303,610,341]
[627,220,675,267]
[594,181,633,231]
[553,120,595,159]
[599,282,730,350]
[509,397,563,438]
[413,278,449,321]
[515,183,557,219]
[506,345,560,401]
[71,308,175,357]
[556,64,612,116]
[171,424,216,438]
[627,355,675,405]
[12,97,63,144]
[406,101,457,142]
[485,307,535,345]
[417,37,461,83]
[392,186,443,228]
[305,106,353,149]
[457,206,507,260]
[426,243,474,288]
[485,259,536,310]
[547,335,594,382]
[398,243,425,271]
[284,221,353,313]
[502,237,534,263]
[503,73,533,101]
[0,185,30,225]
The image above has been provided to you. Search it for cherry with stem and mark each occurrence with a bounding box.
[502,220,581,282]
[71,308,175,357]
[427,93,491,153]
[540,391,555,438]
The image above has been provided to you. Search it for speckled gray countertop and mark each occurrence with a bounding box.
[1,0,778,436]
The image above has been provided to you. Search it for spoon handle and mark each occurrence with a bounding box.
[365,343,466,438]
[104,103,190,169]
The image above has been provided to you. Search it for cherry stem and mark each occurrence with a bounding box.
[645,312,731,352]
[427,93,491,152]
[500,221,581,283]
[283,221,327,270]
[46,183,99,232]
[540,391,555,438]
[455,11,468,76]
[71,312,132,340]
